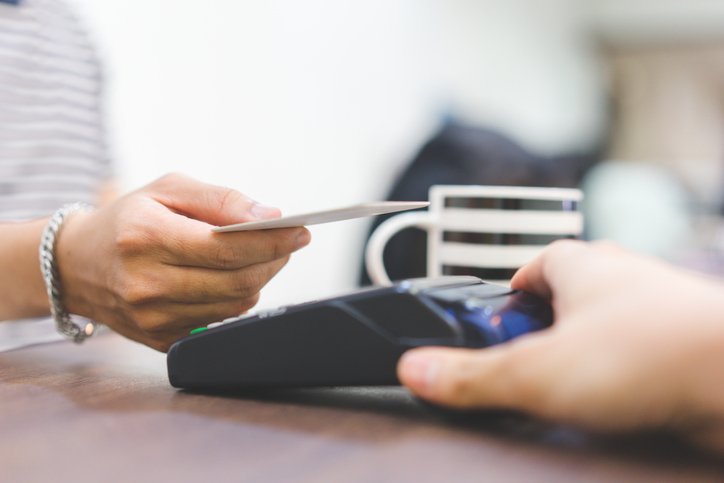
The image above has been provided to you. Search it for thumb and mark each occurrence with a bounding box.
[397,335,558,413]
[144,173,281,226]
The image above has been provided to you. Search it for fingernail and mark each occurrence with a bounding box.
[295,230,311,250]
[400,352,441,395]
[250,203,280,220]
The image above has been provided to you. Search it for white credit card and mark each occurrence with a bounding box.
[211,201,429,233]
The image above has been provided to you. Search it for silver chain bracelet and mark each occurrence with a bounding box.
[39,202,98,343]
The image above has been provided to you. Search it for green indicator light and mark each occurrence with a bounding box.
[190,327,207,335]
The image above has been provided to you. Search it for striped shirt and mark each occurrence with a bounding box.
[0,0,111,222]
[0,0,111,351]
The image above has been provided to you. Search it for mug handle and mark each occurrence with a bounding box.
[365,211,434,286]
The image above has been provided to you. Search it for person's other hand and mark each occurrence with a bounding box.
[55,173,310,352]
[397,240,724,452]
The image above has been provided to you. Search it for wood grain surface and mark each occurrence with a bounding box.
[0,332,722,483]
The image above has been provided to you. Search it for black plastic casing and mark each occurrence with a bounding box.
[167,276,552,389]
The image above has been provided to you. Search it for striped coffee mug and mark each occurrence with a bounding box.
[365,185,583,286]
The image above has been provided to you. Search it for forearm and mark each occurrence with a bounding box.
[0,218,50,320]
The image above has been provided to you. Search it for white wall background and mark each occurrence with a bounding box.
[70,0,608,309]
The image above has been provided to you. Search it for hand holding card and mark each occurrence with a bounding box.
[210,201,430,233]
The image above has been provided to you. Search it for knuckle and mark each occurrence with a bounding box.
[235,268,266,296]
[113,216,157,257]
[437,358,481,405]
[116,274,164,306]
[113,225,141,255]
[212,187,246,216]
[502,363,541,409]
[212,243,242,269]
[269,240,289,263]
[268,235,295,261]
[269,238,283,261]
[134,313,177,343]
[135,312,165,333]
[118,285,148,306]
[441,377,472,404]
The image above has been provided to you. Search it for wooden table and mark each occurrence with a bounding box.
[1,332,722,482]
